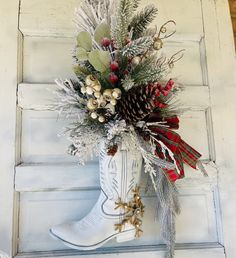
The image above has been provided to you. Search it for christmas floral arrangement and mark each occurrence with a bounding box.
[51,0,206,257]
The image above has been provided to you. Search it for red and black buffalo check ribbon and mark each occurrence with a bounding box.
[149,124,202,182]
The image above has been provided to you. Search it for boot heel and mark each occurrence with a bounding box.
[116,230,135,243]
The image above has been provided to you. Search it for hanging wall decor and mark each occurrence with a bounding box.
[49,1,207,257]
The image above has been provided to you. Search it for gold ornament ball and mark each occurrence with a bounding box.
[110,98,117,106]
[86,86,94,95]
[153,38,163,50]
[93,82,101,92]
[103,89,113,101]
[94,91,101,99]
[85,74,97,86]
[81,86,86,94]
[87,99,98,110]
[160,27,167,33]
[90,112,98,119]
[132,56,141,66]
[98,116,106,123]
[112,88,122,99]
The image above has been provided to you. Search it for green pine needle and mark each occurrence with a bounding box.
[129,5,158,39]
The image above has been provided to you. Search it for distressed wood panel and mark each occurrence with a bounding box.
[22,37,204,85]
[18,189,218,252]
[17,84,210,110]
[19,0,203,38]
[20,109,210,164]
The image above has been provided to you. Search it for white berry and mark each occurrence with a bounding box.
[86,86,94,95]
[91,112,98,119]
[81,86,86,94]
[98,116,105,123]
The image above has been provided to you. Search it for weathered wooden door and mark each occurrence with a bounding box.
[1,0,236,257]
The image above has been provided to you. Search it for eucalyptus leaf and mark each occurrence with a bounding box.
[88,50,110,73]
[77,31,92,51]
[76,47,88,61]
[94,23,111,45]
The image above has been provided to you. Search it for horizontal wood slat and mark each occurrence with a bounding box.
[15,244,225,258]
[17,83,210,111]
[15,163,100,192]
[19,0,204,39]
[15,162,217,192]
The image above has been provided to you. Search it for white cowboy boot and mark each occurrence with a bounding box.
[49,139,144,250]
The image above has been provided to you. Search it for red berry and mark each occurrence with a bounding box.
[165,79,174,91]
[158,103,168,108]
[109,73,119,84]
[102,37,111,47]
[124,70,129,75]
[110,61,119,71]
[162,90,170,96]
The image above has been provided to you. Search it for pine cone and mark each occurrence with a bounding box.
[116,85,159,124]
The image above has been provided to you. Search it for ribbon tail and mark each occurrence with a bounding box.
[179,139,201,169]
[196,160,208,177]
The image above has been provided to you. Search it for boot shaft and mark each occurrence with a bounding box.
[99,139,143,204]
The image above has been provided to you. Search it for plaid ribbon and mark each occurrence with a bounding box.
[149,126,201,182]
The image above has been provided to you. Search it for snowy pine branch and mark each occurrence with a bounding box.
[113,0,135,48]
[129,5,158,39]
[131,56,164,85]
[121,36,153,56]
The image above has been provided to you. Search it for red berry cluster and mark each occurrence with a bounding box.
[150,79,175,109]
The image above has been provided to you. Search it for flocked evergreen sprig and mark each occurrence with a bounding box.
[51,1,205,257]
[129,5,158,39]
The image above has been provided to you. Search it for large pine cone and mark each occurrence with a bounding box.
[116,85,159,124]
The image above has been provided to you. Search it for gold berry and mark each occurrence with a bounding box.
[132,56,141,66]
[93,83,101,92]
[160,27,167,33]
[112,88,122,99]
[103,89,113,101]
[87,99,98,110]
[153,38,163,50]
[85,75,97,86]
[98,96,107,108]
[110,98,117,106]
[94,91,102,99]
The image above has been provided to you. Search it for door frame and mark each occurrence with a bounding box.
[0,1,20,257]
